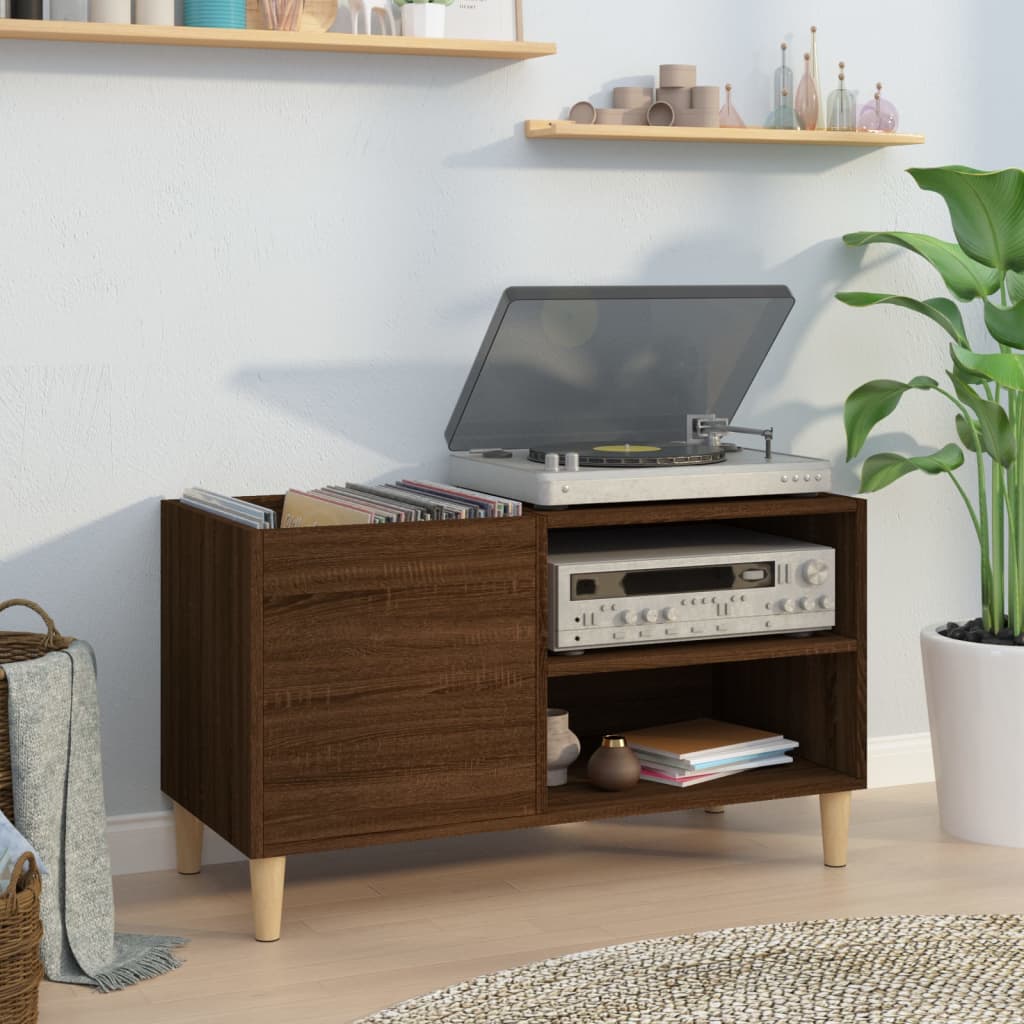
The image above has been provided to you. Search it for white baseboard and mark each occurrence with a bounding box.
[867,731,935,789]
[107,811,245,876]
[106,734,937,875]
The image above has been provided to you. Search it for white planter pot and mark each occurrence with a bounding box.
[921,624,1024,847]
[401,2,445,38]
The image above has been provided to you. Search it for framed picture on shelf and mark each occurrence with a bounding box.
[444,0,522,41]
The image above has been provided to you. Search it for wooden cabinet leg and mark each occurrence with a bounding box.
[819,791,851,867]
[172,802,204,875]
[250,857,287,942]
[704,806,726,814]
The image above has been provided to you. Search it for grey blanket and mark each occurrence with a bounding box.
[5,641,186,991]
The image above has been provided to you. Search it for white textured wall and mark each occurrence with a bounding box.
[0,0,1014,815]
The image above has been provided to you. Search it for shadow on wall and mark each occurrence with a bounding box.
[0,501,165,815]
[447,127,891,175]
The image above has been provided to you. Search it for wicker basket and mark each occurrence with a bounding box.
[0,600,72,821]
[0,851,43,1024]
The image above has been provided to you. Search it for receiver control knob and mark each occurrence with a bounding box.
[803,559,830,586]
[622,610,639,626]
[642,608,659,624]
[663,607,681,622]
[800,597,816,612]
[780,598,797,614]
[820,596,835,611]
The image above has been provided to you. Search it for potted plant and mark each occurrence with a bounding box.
[838,165,1024,848]
[394,0,453,38]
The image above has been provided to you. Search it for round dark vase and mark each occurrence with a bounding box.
[587,735,642,791]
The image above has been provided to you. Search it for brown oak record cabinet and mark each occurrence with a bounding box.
[161,492,866,941]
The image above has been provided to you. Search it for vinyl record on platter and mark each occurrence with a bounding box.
[527,440,727,468]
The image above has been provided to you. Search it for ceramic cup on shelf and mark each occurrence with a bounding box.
[587,735,642,792]
[568,101,597,125]
[183,0,244,27]
[135,0,174,24]
[50,0,88,19]
[400,1,444,37]
[546,708,580,787]
[89,0,130,22]
[660,64,697,88]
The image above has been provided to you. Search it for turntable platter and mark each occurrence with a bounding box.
[527,441,728,468]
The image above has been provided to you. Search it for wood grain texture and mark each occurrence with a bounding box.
[533,495,860,531]
[546,759,858,820]
[161,501,263,857]
[546,633,858,677]
[160,493,867,863]
[261,517,539,855]
[0,20,557,58]
[525,119,925,146]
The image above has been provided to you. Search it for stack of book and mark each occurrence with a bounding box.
[622,718,799,789]
[280,481,521,526]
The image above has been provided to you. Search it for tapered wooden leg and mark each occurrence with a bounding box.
[819,791,851,867]
[250,857,287,942]
[704,806,726,814]
[172,802,204,875]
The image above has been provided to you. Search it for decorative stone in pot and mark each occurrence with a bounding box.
[921,625,1024,847]
[396,0,450,38]
[546,708,580,787]
[587,735,642,791]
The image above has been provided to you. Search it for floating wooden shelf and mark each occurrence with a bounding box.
[0,18,556,58]
[525,119,925,147]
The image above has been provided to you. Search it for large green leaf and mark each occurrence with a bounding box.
[984,298,1024,350]
[952,345,1024,390]
[910,166,1024,275]
[947,371,1016,465]
[843,231,1001,299]
[955,414,976,451]
[835,292,968,346]
[1007,270,1024,304]
[844,376,938,460]
[859,444,965,493]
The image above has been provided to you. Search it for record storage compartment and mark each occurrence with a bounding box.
[161,491,866,939]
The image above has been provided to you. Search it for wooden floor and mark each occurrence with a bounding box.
[40,784,1024,1023]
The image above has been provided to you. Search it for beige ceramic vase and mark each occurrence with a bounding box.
[587,735,642,791]
[546,708,580,786]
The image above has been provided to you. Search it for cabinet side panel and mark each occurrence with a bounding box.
[160,501,262,857]
[262,518,538,851]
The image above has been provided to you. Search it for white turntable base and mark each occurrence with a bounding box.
[448,448,833,507]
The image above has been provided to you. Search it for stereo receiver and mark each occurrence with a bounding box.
[548,525,836,653]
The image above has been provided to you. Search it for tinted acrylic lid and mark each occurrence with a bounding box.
[445,285,795,452]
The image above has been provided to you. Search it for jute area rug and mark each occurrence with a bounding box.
[354,915,1024,1023]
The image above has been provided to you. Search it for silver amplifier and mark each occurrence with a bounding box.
[547,525,836,653]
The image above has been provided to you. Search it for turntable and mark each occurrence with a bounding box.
[445,286,831,508]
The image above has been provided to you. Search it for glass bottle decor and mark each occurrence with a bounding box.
[765,88,801,130]
[773,41,793,111]
[827,62,857,131]
[857,82,899,132]
[794,50,820,131]
[719,83,747,128]
[810,25,824,128]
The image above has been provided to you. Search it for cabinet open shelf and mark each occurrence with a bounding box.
[546,632,859,677]
[524,119,925,147]
[0,19,556,58]
[544,759,859,823]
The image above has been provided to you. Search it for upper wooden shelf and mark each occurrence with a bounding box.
[0,18,556,58]
[525,119,925,147]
